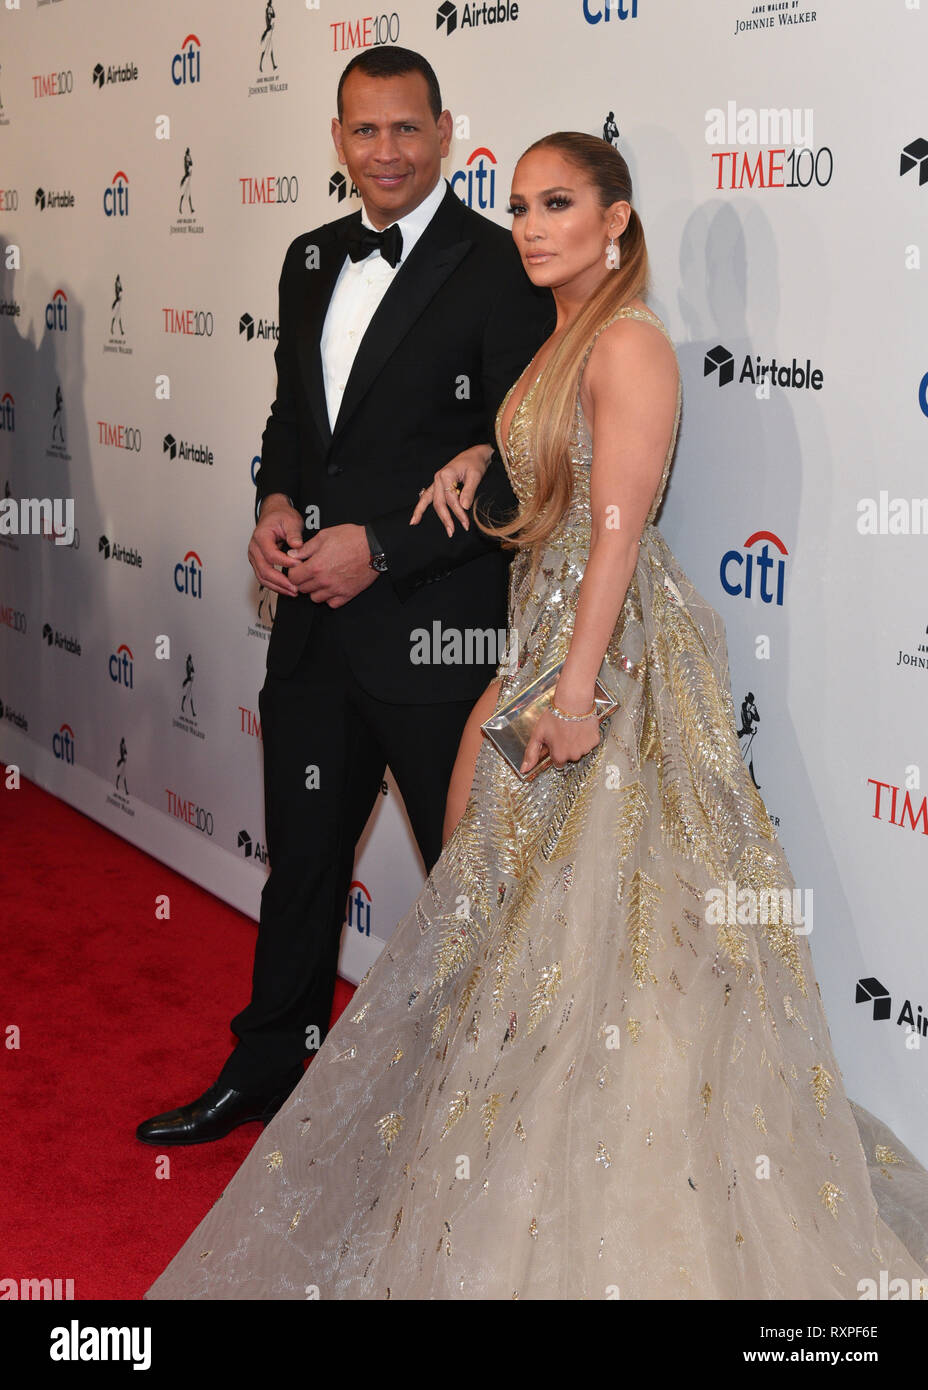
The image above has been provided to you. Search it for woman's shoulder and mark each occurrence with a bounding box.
[594,298,672,343]
[583,300,679,383]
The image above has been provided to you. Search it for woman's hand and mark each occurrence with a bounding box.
[409,444,493,537]
[520,708,602,777]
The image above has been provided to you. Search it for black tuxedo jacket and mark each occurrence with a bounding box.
[255,181,554,703]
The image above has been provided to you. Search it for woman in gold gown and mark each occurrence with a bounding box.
[145,133,928,1300]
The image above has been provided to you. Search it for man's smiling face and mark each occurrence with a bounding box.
[332,70,452,229]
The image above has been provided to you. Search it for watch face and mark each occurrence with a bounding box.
[370,552,388,573]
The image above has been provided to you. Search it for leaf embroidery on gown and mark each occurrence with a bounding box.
[144,306,928,1301]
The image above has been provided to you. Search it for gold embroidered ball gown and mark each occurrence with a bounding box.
[145,306,928,1300]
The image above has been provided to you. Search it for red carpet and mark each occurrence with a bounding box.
[0,770,355,1300]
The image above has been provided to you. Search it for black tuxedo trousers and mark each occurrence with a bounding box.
[217,607,475,1094]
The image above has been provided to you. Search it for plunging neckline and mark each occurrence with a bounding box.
[496,369,543,468]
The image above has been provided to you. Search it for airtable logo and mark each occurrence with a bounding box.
[34,186,75,211]
[856,976,927,1045]
[162,433,213,466]
[704,343,823,392]
[328,171,360,203]
[99,534,143,568]
[900,139,928,186]
[436,0,519,33]
[42,622,80,655]
[0,697,28,732]
[236,828,268,864]
[92,60,139,89]
[239,311,279,342]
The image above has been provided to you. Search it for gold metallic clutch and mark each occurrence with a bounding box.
[481,661,618,782]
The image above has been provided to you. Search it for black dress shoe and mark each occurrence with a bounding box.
[136,1075,301,1147]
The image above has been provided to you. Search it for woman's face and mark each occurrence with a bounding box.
[508,148,628,299]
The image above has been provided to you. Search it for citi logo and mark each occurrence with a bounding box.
[238,312,279,342]
[328,171,360,202]
[436,1,519,34]
[239,175,299,205]
[236,828,268,863]
[103,171,130,218]
[329,14,400,51]
[92,61,139,89]
[451,147,497,210]
[162,307,213,336]
[97,420,141,451]
[98,534,143,568]
[162,434,213,466]
[32,70,74,98]
[867,778,928,836]
[52,722,75,763]
[856,977,927,1042]
[174,550,203,598]
[900,138,928,186]
[346,879,372,936]
[108,643,134,689]
[45,288,68,331]
[704,344,823,392]
[720,530,788,607]
[0,393,15,431]
[171,34,201,86]
[582,0,637,22]
[34,187,75,210]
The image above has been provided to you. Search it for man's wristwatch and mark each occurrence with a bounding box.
[365,523,388,573]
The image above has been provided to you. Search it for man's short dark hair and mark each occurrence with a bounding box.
[337,46,443,122]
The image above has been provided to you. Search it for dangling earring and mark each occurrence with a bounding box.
[605,234,620,270]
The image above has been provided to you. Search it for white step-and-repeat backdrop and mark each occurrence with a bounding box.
[1,1,926,1161]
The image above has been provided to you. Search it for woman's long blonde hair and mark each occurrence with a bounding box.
[478,132,650,550]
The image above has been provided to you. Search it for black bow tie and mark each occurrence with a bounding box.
[345,220,403,268]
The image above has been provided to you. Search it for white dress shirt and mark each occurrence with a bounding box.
[320,173,447,432]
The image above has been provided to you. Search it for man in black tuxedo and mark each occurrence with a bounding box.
[137,47,552,1145]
